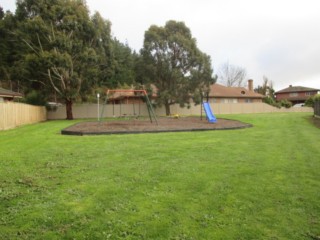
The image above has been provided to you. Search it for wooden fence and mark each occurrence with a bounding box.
[0,102,47,131]
[315,101,320,117]
[47,102,313,120]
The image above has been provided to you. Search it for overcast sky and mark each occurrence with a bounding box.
[2,0,320,91]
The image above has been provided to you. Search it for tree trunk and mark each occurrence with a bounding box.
[65,99,73,120]
[165,102,171,116]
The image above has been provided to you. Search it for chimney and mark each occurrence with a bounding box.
[248,79,253,92]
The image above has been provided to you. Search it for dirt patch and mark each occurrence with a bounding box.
[61,117,252,135]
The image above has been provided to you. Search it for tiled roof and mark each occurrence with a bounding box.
[275,86,320,94]
[209,84,264,98]
[106,83,264,100]
[0,87,23,98]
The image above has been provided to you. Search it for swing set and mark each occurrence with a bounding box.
[100,89,158,124]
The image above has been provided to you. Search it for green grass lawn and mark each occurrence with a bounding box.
[0,113,319,239]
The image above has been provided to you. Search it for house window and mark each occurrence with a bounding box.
[290,92,298,97]
[305,92,312,96]
[245,99,253,103]
[221,98,238,103]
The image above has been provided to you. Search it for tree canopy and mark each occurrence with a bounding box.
[1,3,216,118]
[14,0,102,119]
[0,0,136,119]
[141,20,215,115]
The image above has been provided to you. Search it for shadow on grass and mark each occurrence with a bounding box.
[307,116,320,129]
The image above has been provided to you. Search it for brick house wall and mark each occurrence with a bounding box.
[275,85,319,104]
[276,91,318,103]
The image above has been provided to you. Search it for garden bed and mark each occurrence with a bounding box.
[61,116,252,135]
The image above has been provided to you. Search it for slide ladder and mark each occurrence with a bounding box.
[203,102,217,123]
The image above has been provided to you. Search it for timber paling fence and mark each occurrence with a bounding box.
[315,101,320,117]
[0,102,313,129]
[0,102,46,131]
[47,102,313,120]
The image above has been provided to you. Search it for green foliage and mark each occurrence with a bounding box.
[255,76,275,99]
[23,89,47,106]
[12,0,112,119]
[0,7,4,20]
[0,113,319,239]
[280,99,292,108]
[262,96,281,108]
[141,20,215,115]
[107,39,137,88]
[305,94,320,107]
[0,10,27,92]
[0,1,140,118]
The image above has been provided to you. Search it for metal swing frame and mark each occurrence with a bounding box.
[100,89,158,124]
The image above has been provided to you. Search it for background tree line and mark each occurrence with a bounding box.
[0,0,215,118]
[0,1,139,119]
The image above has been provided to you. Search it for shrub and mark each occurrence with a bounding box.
[263,96,281,108]
[280,99,292,108]
[305,94,320,107]
[23,90,47,106]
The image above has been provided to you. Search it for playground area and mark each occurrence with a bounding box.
[61,91,251,135]
[61,116,251,135]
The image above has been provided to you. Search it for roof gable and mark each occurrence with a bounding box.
[275,86,320,94]
[0,87,23,98]
[209,84,264,98]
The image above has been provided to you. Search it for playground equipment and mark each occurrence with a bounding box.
[202,102,217,123]
[100,89,158,124]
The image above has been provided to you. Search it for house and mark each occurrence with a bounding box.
[206,80,264,103]
[0,87,23,102]
[106,80,264,104]
[275,85,320,105]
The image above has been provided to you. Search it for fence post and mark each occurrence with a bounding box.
[315,101,320,117]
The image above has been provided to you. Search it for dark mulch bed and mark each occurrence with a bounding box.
[61,117,252,135]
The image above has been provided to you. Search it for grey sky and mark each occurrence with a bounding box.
[2,0,320,90]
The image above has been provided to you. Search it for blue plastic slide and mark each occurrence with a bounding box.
[203,102,217,123]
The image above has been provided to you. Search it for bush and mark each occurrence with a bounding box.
[305,94,320,107]
[263,96,281,108]
[24,90,47,106]
[262,97,293,108]
[280,99,292,108]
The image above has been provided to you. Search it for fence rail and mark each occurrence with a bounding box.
[0,102,47,131]
[47,102,313,120]
[315,101,320,117]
